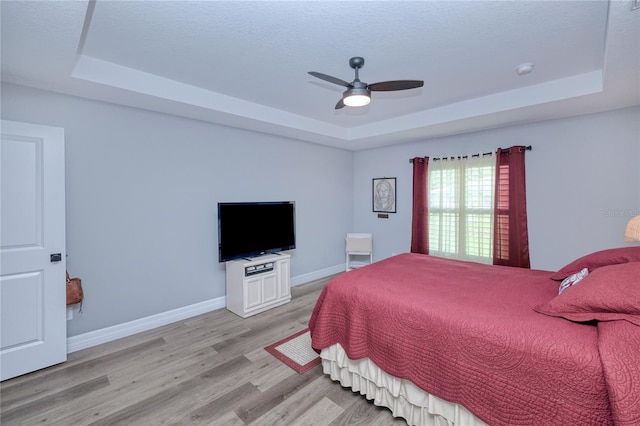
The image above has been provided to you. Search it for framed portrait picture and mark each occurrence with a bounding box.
[372,177,396,213]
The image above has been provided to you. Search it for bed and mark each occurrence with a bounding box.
[308,249,640,426]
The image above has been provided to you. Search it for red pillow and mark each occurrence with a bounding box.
[535,262,640,326]
[550,246,640,281]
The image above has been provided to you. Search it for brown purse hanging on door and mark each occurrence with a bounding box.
[66,271,84,311]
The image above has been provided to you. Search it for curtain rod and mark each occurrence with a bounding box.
[409,145,532,163]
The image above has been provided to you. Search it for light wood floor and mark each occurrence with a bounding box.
[1,276,406,425]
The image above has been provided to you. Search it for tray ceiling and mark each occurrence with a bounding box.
[2,1,639,150]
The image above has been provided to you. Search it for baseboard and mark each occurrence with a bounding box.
[67,265,344,353]
[290,263,344,287]
[66,297,227,353]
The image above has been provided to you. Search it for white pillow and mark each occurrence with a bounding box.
[558,267,588,294]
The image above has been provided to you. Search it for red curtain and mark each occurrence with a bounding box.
[411,157,429,254]
[493,146,530,268]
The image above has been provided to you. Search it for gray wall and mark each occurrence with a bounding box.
[352,106,640,271]
[3,81,639,338]
[2,83,354,336]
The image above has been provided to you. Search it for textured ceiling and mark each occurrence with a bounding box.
[2,1,639,150]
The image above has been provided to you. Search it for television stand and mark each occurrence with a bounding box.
[225,253,291,318]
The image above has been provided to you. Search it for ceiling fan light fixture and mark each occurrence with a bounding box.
[309,57,422,109]
[343,88,371,107]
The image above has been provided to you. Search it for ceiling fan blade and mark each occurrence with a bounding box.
[309,71,350,87]
[368,80,424,91]
[335,98,345,109]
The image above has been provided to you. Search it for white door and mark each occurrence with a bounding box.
[1,120,67,381]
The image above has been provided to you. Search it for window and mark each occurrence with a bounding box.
[428,155,495,263]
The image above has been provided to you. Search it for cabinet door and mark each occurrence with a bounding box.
[245,277,262,310]
[262,273,278,303]
[277,258,291,298]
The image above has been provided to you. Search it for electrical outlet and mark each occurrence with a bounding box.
[67,306,73,321]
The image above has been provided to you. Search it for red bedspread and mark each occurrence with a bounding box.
[309,253,614,425]
[597,320,640,425]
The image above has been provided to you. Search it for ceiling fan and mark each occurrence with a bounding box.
[308,57,424,109]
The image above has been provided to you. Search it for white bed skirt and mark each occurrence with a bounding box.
[320,344,487,426]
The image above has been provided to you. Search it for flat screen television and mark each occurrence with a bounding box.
[218,201,296,262]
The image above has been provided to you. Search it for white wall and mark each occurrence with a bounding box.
[1,83,354,337]
[352,106,640,271]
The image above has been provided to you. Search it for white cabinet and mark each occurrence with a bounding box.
[225,253,291,318]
